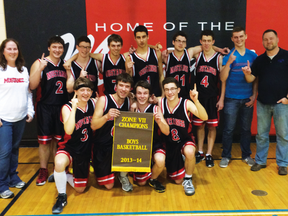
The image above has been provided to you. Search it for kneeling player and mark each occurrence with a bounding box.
[133,81,169,193]
[52,78,96,214]
[160,77,207,196]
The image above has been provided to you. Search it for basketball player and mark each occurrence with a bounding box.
[52,77,96,214]
[126,25,164,97]
[160,77,208,196]
[29,36,68,186]
[91,73,134,191]
[66,36,99,98]
[133,80,169,193]
[192,30,225,168]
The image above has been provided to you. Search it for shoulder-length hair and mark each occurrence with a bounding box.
[0,38,25,72]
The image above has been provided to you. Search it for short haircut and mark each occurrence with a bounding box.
[77,36,91,46]
[134,25,148,37]
[262,29,278,38]
[173,31,188,41]
[0,38,25,72]
[134,80,151,95]
[162,77,180,88]
[73,77,94,91]
[48,35,64,47]
[108,34,123,46]
[232,26,246,36]
[116,73,134,87]
[200,30,215,40]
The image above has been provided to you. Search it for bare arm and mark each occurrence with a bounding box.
[29,53,47,90]
[242,60,256,83]
[220,50,236,82]
[156,50,164,96]
[154,105,169,135]
[66,69,75,93]
[62,95,78,135]
[188,86,208,121]
[89,53,104,61]
[63,54,78,70]
[216,55,225,111]
[187,46,202,59]
[125,55,134,76]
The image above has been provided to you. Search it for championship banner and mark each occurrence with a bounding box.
[111,111,154,172]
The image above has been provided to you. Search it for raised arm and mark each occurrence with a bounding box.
[188,85,208,121]
[156,50,164,96]
[125,55,134,76]
[242,60,256,83]
[220,49,236,82]
[63,53,78,70]
[62,94,78,135]
[154,105,169,135]
[29,53,47,90]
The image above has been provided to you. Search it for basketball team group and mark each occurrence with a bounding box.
[1,25,288,214]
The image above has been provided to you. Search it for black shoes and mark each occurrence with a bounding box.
[52,193,67,214]
[149,179,165,193]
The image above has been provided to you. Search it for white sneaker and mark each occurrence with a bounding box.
[182,179,195,196]
[0,190,14,199]
[118,175,133,192]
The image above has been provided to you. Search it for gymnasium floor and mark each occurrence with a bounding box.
[1,143,288,216]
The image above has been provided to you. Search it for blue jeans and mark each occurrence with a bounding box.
[255,101,288,167]
[221,98,253,159]
[0,118,26,193]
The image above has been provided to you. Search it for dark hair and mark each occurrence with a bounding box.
[0,38,25,72]
[134,80,151,95]
[200,30,215,40]
[77,36,91,46]
[134,25,148,37]
[262,29,278,38]
[173,31,188,41]
[232,26,245,36]
[162,77,179,88]
[73,77,94,91]
[108,34,123,46]
[116,73,134,86]
[48,35,65,47]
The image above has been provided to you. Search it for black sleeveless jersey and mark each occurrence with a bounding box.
[102,54,126,95]
[71,58,98,97]
[36,58,68,105]
[137,104,161,144]
[58,99,95,156]
[195,52,221,98]
[130,47,161,96]
[161,97,191,144]
[166,49,191,98]
[94,94,130,149]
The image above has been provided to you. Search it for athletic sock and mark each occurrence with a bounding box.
[184,174,192,179]
[120,172,128,177]
[66,173,74,188]
[206,154,212,156]
[198,151,203,154]
[54,170,67,194]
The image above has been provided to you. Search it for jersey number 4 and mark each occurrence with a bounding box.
[200,75,209,88]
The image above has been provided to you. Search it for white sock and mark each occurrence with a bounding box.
[206,154,211,156]
[185,173,192,179]
[198,151,203,154]
[120,172,127,177]
[54,170,67,194]
[67,173,74,188]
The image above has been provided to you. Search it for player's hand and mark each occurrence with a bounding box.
[130,102,138,112]
[129,45,136,54]
[71,93,79,109]
[0,119,2,127]
[227,49,236,65]
[80,68,88,78]
[242,60,252,75]
[155,42,163,51]
[107,108,120,119]
[63,61,72,70]
[26,114,33,123]
[277,97,288,104]
[149,94,158,104]
[126,57,134,70]
[190,84,198,102]
[94,92,99,103]
[153,106,162,122]
[221,47,230,55]
[245,95,256,107]
[216,99,224,111]
[39,53,48,71]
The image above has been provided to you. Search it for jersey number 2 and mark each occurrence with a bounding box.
[55,81,64,94]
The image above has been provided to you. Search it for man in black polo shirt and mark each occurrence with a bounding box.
[242,29,288,175]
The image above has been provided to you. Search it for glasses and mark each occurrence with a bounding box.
[175,39,186,44]
[164,87,178,92]
[78,46,91,50]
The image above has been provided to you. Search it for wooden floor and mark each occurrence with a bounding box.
[1,143,288,216]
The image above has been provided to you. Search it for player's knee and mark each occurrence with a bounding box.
[183,146,196,159]
[138,181,146,186]
[104,183,114,190]
[54,161,66,172]
[75,187,86,193]
[175,178,183,184]
[154,154,165,168]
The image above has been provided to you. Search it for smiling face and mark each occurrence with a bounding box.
[200,35,215,52]
[115,81,131,99]
[75,86,93,102]
[262,31,279,52]
[48,42,64,59]
[3,41,19,66]
[76,41,91,58]
[163,82,180,101]
[108,41,122,57]
[136,86,150,106]
[231,30,247,48]
[172,35,187,52]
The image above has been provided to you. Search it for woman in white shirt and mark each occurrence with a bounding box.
[0,38,34,199]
